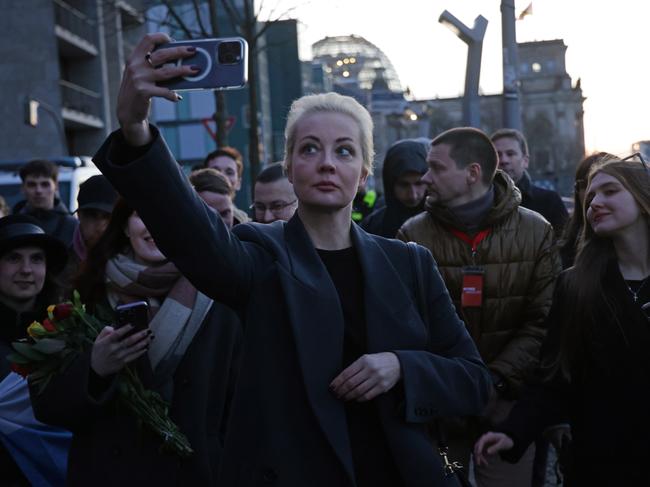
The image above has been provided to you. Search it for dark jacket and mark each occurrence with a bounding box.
[397,172,561,395]
[0,301,47,487]
[516,171,568,237]
[30,299,242,487]
[499,263,650,486]
[15,199,79,247]
[361,139,428,238]
[93,128,491,487]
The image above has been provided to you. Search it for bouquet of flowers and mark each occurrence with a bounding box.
[7,291,193,457]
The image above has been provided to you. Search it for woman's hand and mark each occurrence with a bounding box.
[91,325,152,377]
[329,352,402,402]
[116,33,198,146]
[473,432,514,466]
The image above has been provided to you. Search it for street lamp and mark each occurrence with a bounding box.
[501,0,523,130]
[439,10,488,128]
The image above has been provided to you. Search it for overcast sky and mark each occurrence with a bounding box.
[260,0,650,154]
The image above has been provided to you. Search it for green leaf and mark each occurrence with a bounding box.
[6,353,31,365]
[12,342,47,361]
[32,338,66,354]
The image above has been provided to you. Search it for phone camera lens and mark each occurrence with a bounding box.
[218,41,242,65]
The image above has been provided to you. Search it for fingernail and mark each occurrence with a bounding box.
[187,46,196,52]
[190,65,201,72]
[176,94,183,101]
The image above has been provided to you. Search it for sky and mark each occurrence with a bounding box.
[259,0,649,154]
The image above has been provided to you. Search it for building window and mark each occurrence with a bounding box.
[532,62,542,73]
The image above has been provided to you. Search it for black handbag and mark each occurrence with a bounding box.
[406,242,475,487]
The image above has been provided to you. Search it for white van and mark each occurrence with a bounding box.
[0,157,100,213]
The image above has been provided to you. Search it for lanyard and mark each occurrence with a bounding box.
[449,228,491,263]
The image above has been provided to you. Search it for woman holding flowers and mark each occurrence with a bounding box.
[0,214,68,486]
[30,198,242,487]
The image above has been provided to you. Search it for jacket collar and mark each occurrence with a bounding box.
[516,170,534,198]
[425,170,522,230]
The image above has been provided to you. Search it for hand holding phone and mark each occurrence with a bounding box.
[115,301,150,332]
[155,37,248,91]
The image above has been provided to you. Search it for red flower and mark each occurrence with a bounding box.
[53,303,73,321]
[42,319,56,332]
[10,363,31,378]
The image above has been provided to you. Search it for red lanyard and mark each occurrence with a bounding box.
[449,228,491,254]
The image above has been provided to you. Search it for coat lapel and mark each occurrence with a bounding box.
[349,224,429,353]
[277,216,355,480]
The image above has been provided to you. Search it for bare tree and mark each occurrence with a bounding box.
[220,0,299,190]
[157,0,230,147]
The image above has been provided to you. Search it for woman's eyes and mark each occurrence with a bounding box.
[299,143,318,155]
[336,146,355,157]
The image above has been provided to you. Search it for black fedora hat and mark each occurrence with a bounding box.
[0,215,68,273]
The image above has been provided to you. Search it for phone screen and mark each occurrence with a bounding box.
[115,301,149,332]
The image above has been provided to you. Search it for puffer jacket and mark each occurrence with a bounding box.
[397,171,561,395]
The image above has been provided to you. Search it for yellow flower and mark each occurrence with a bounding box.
[27,321,47,339]
[47,304,56,320]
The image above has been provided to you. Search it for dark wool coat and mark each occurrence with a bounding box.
[92,128,491,487]
[0,301,45,486]
[517,171,568,237]
[499,263,650,486]
[15,200,79,247]
[30,301,242,487]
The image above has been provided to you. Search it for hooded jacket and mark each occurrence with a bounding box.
[15,199,78,247]
[397,171,561,395]
[361,139,429,238]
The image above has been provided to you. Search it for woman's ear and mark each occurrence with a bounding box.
[357,167,369,190]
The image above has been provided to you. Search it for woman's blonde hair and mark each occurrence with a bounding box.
[283,92,375,175]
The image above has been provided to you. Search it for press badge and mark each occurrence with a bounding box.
[461,266,485,308]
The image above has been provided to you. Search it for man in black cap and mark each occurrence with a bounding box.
[71,175,117,266]
[0,214,68,485]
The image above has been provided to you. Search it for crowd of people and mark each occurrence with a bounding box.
[0,32,648,487]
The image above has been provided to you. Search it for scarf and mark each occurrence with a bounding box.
[105,253,213,385]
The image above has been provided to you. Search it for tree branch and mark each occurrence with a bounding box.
[191,0,210,37]
[161,0,195,38]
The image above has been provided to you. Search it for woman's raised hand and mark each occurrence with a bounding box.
[91,325,152,377]
[329,352,402,402]
[473,431,514,466]
[116,33,198,146]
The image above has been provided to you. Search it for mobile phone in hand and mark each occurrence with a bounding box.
[115,301,149,333]
[156,37,248,91]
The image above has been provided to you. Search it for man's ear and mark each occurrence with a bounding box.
[466,162,483,186]
[522,155,530,170]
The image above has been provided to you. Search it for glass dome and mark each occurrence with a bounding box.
[312,35,402,92]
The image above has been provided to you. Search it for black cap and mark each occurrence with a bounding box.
[0,215,68,273]
[77,175,117,214]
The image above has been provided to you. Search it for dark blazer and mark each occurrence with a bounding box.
[30,301,242,487]
[93,129,491,487]
[499,263,650,486]
[517,171,568,236]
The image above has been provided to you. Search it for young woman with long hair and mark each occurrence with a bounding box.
[30,198,242,487]
[475,157,650,485]
[558,152,614,267]
[91,33,491,487]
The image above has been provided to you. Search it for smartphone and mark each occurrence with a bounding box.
[115,301,149,332]
[156,37,248,92]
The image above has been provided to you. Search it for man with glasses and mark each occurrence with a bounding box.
[251,163,297,224]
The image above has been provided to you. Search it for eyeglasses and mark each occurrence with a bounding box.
[621,152,649,173]
[249,200,297,214]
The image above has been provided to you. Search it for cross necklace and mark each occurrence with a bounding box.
[626,275,650,303]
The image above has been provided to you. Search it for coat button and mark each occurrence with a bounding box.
[262,468,277,483]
